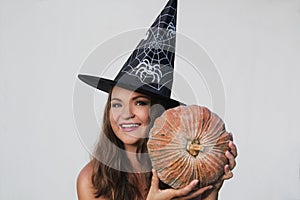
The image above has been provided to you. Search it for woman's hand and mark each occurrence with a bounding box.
[215,139,238,190]
[202,137,238,200]
[146,170,213,200]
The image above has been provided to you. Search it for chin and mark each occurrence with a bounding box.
[122,136,142,146]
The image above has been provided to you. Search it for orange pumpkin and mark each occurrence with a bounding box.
[147,105,231,189]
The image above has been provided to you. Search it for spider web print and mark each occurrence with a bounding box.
[122,3,177,91]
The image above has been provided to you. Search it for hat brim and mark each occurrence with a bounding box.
[78,74,183,108]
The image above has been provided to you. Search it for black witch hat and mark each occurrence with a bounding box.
[78,0,181,108]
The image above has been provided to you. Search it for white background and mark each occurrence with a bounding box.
[1,0,300,199]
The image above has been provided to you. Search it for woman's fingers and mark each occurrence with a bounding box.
[229,132,234,141]
[228,140,238,158]
[222,164,233,180]
[148,170,214,200]
[226,140,238,171]
[172,180,200,197]
[179,185,213,200]
[150,169,160,192]
[226,150,236,170]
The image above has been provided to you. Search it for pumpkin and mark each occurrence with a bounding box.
[147,105,231,189]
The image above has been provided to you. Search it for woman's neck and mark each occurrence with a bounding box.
[125,149,142,172]
[124,144,150,173]
[124,144,137,153]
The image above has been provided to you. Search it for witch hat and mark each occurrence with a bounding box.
[78,0,181,108]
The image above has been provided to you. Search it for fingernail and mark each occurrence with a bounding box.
[225,164,230,171]
[193,180,199,186]
[152,169,156,175]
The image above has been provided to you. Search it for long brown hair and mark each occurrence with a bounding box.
[91,89,171,200]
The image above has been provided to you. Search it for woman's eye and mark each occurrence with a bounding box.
[111,103,122,108]
[136,100,149,106]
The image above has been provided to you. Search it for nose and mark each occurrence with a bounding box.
[121,105,135,120]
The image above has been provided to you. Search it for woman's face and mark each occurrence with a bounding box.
[109,86,151,150]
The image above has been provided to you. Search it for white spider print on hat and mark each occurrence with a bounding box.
[121,3,177,91]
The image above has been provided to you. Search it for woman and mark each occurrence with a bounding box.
[76,86,237,200]
[77,1,237,199]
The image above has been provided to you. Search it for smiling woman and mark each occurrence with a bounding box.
[109,86,151,152]
[76,0,237,199]
[77,84,237,200]
[77,87,155,200]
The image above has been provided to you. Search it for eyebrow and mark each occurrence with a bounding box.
[111,95,150,102]
[111,98,122,102]
[132,95,150,100]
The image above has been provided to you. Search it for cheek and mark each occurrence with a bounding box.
[109,110,118,130]
[138,108,151,125]
[110,109,120,123]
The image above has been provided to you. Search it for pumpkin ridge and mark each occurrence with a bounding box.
[159,153,190,180]
[162,154,194,188]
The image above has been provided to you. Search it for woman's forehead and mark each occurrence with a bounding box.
[111,86,150,99]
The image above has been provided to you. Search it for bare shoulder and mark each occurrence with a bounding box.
[77,161,99,200]
[77,161,93,185]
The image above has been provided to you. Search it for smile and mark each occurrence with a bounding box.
[120,123,140,128]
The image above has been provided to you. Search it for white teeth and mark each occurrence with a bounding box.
[121,124,139,128]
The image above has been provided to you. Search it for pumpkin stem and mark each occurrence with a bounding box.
[186,139,202,157]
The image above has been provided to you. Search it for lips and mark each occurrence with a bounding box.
[120,123,141,132]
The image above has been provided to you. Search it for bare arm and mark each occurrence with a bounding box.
[77,162,105,200]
